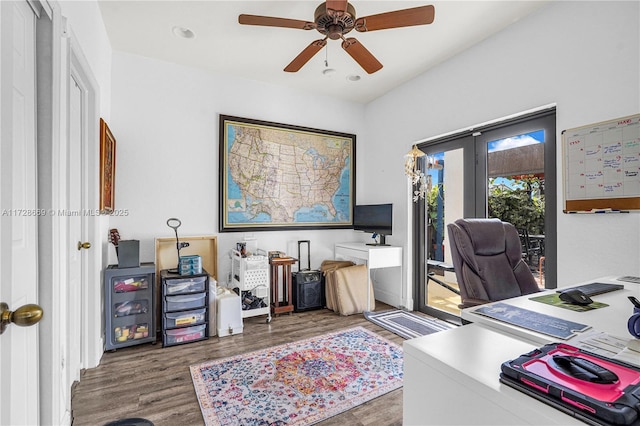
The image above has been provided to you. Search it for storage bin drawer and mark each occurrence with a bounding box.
[179,255,202,275]
[114,299,148,317]
[163,276,206,295]
[112,323,150,344]
[179,255,202,267]
[163,324,206,346]
[164,308,206,328]
[112,275,150,293]
[180,265,203,275]
[164,293,206,311]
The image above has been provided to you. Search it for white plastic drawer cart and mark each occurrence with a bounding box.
[231,249,271,323]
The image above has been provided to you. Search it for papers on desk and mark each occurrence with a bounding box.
[473,302,591,340]
[571,331,640,367]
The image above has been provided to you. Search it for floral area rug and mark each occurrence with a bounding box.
[189,326,403,425]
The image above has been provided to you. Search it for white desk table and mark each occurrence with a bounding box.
[461,276,640,345]
[334,242,402,309]
[404,276,640,425]
[403,323,583,425]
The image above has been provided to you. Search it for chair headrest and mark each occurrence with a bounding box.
[456,218,506,256]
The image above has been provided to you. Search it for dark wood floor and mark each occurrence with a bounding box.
[71,303,406,426]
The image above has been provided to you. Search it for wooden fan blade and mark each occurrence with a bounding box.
[341,38,383,74]
[355,5,435,32]
[326,0,348,15]
[238,14,316,30]
[284,39,327,72]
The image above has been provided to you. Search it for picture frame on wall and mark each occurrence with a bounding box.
[99,118,116,214]
[219,114,356,232]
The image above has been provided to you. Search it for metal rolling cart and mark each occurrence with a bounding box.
[230,249,271,323]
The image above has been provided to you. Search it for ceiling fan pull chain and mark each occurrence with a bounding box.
[325,44,329,68]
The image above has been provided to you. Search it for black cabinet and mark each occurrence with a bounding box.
[160,269,209,347]
[104,263,156,351]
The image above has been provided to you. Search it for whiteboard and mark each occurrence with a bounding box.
[562,113,640,212]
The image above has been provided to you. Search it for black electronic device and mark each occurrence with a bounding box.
[558,289,593,306]
[501,343,640,426]
[353,203,392,246]
[556,282,624,297]
[292,240,325,312]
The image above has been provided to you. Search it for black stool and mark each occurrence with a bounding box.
[103,418,154,426]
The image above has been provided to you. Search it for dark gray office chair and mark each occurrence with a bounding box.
[447,218,541,309]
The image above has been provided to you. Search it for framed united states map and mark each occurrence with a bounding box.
[219,115,356,232]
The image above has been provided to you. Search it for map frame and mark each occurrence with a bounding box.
[218,115,356,232]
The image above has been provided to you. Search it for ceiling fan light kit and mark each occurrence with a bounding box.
[239,1,435,74]
[172,26,195,39]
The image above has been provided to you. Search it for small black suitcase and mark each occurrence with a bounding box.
[291,240,325,312]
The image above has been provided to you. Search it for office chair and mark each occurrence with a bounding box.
[447,218,541,309]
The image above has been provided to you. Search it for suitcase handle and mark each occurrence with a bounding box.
[297,240,311,271]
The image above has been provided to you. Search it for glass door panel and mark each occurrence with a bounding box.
[425,149,463,316]
[484,130,546,287]
[417,141,473,322]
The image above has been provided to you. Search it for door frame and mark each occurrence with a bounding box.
[412,106,557,321]
[68,30,102,371]
[412,136,475,323]
[35,5,102,424]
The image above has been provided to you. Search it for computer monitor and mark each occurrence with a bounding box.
[353,203,392,246]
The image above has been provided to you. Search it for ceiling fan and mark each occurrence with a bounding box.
[238,1,435,74]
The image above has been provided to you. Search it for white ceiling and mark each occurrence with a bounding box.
[98,1,550,104]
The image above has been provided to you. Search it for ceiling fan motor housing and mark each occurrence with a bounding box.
[314,3,356,39]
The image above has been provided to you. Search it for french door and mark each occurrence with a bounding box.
[413,109,556,322]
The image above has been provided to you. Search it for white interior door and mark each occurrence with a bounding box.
[0,1,41,424]
[63,74,84,417]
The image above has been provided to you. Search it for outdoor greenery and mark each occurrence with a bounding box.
[425,175,545,243]
[487,176,545,234]
[426,183,441,234]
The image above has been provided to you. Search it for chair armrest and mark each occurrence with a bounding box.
[458,298,491,309]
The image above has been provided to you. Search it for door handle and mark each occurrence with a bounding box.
[0,302,43,334]
[77,241,91,250]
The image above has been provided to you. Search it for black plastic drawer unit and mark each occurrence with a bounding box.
[161,269,209,347]
[104,263,156,351]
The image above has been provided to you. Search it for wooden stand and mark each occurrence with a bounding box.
[269,257,297,316]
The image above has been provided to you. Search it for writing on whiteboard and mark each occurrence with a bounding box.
[565,114,640,201]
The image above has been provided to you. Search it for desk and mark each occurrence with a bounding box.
[404,276,640,425]
[403,323,582,425]
[334,243,402,309]
[461,276,639,345]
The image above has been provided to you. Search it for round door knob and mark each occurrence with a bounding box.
[77,241,91,250]
[0,302,43,335]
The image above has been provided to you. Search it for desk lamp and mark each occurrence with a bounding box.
[166,217,189,274]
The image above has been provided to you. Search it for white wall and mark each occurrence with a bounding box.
[364,0,640,303]
[110,1,639,310]
[109,52,366,286]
